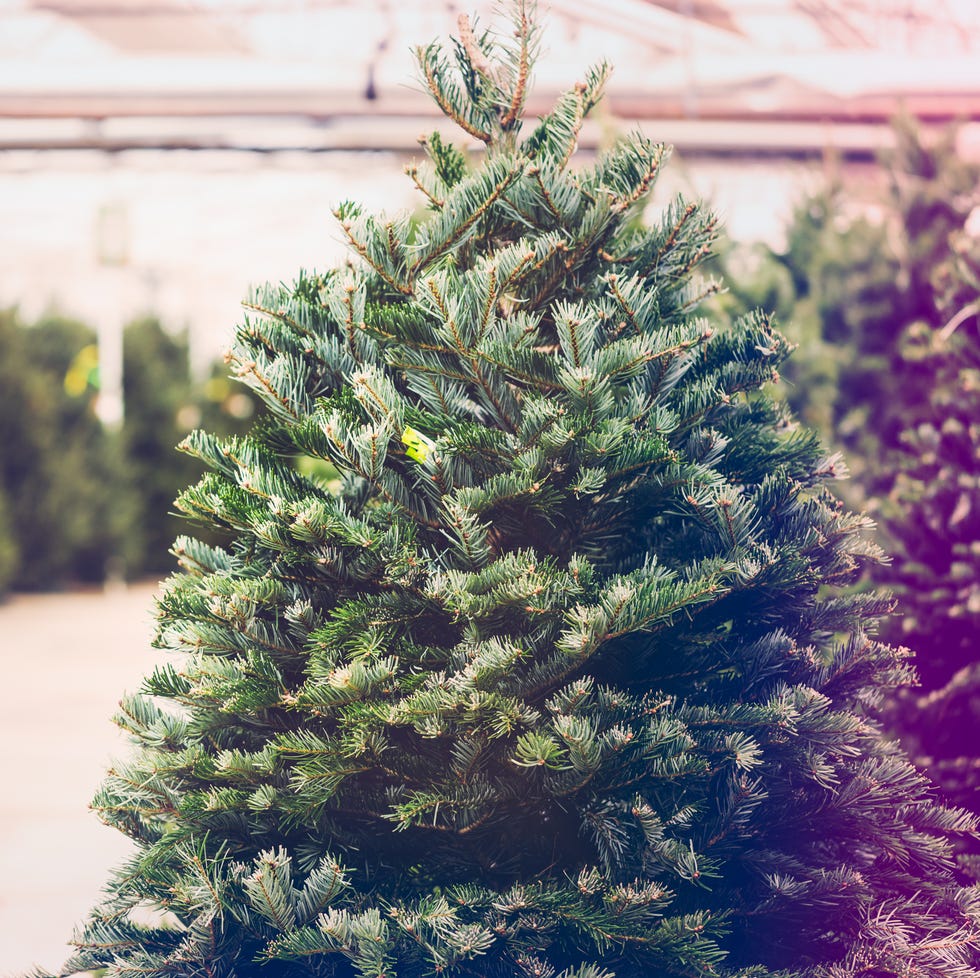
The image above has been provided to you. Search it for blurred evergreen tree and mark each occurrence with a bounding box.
[779,190,897,468]
[0,312,260,595]
[0,485,18,595]
[829,121,978,497]
[122,317,193,575]
[0,309,131,592]
[709,232,840,438]
[122,318,259,577]
[873,180,980,878]
[717,120,980,876]
[711,123,974,488]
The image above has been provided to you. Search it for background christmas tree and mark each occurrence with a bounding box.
[0,477,19,595]
[815,120,979,501]
[44,6,980,977]
[0,309,132,590]
[121,317,261,577]
[714,122,980,875]
[0,311,259,596]
[869,146,980,877]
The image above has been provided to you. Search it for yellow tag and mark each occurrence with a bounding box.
[64,343,100,396]
[402,426,435,463]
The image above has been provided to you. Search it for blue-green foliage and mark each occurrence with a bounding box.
[50,5,980,978]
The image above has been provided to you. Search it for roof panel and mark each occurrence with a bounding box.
[31,0,250,53]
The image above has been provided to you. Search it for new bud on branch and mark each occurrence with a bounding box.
[47,3,980,977]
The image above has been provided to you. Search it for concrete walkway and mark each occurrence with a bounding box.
[0,582,163,977]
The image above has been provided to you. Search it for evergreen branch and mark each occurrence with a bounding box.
[499,189,540,228]
[457,13,496,84]
[314,415,443,530]
[417,43,493,144]
[497,247,537,295]
[421,277,520,431]
[652,202,699,268]
[678,280,722,314]
[473,349,564,392]
[405,162,444,209]
[610,142,669,216]
[388,357,474,387]
[421,373,454,415]
[531,165,566,224]
[225,352,302,420]
[499,0,532,130]
[386,222,404,269]
[557,85,587,171]
[240,300,313,339]
[363,322,459,358]
[607,274,639,334]
[478,266,498,342]
[602,451,674,486]
[341,286,361,360]
[679,217,720,276]
[334,211,413,296]
[529,245,577,309]
[410,158,526,275]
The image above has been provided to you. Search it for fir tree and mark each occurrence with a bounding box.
[874,184,980,878]
[45,6,980,977]
[779,120,979,497]
[0,309,133,590]
[744,121,980,875]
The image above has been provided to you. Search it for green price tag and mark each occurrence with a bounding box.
[402,426,436,463]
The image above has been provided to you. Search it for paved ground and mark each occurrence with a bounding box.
[0,581,163,977]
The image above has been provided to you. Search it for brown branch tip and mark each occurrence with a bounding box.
[457,14,495,81]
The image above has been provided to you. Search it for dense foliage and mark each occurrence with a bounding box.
[44,7,980,978]
[122,317,259,576]
[0,312,257,595]
[714,122,980,874]
[0,309,129,591]
[882,287,980,877]
[0,481,19,595]
[869,136,980,876]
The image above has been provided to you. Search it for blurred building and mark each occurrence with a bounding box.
[1,0,979,364]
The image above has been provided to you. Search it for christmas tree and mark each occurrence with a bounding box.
[827,121,979,503]
[737,121,980,875]
[0,310,133,592]
[47,6,980,976]
[873,166,980,877]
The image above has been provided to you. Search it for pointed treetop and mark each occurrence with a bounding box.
[416,0,610,155]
